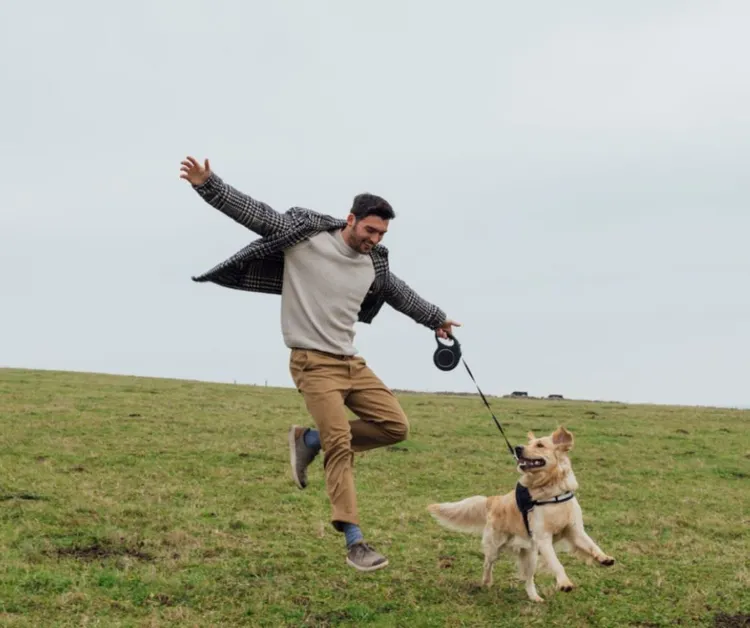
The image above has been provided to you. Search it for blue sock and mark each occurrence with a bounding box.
[303,429,321,451]
[342,522,363,547]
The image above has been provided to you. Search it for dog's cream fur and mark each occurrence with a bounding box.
[427,426,614,602]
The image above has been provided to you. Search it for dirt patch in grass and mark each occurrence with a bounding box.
[714,613,750,628]
[302,610,355,627]
[53,539,154,562]
[0,492,48,502]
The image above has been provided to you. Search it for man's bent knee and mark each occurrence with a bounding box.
[388,418,409,443]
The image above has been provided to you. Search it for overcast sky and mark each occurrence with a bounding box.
[2,1,749,408]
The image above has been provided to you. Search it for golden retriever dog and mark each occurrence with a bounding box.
[427,426,614,602]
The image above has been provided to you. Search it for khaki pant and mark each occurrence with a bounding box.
[289,348,408,531]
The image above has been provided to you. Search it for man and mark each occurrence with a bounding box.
[180,156,459,572]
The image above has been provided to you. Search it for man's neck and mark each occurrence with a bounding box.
[339,227,360,254]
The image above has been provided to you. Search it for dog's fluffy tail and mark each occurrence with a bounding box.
[427,496,488,535]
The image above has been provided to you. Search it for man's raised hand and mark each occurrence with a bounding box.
[180,156,212,186]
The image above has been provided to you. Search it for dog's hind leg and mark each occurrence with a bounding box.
[481,528,507,588]
[517,548,543,603]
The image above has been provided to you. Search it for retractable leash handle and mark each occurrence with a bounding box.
[433,330,518,462]
[433,332,462,371]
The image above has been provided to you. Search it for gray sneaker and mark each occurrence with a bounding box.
[288,425,319,489]
[346,542,389,572]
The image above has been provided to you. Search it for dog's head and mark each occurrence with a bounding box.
[514,426,575,487]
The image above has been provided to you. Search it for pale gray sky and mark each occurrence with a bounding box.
[2,1,749,407]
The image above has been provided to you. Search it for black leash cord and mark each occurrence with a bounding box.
[433,332,518,462]
[460,358,517,461]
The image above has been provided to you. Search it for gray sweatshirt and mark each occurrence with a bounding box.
[281,229,375,355]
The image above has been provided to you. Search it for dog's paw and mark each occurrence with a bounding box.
[557,580,575,592]
[598,556,615,567]
[528,594,545,603]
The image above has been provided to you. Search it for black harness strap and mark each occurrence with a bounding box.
[515,483,576,538]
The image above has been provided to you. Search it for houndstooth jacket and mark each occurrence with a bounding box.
[190,172,447,328]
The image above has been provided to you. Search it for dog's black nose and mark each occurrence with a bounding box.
[514,445,524,458]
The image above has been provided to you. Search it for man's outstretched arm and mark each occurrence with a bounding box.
[383,271,460,337]
[180,156,288,237]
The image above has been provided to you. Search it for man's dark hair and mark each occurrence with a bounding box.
[350,193,396,221]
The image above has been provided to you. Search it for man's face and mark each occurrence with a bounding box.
[344,215,389,254]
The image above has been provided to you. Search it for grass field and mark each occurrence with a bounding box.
[1,367,748,627]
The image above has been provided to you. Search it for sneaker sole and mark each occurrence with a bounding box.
[346,557,389,572]
[288,425,305,490]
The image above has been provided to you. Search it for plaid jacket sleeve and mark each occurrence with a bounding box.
[192,172,289,237]
[383,271,447,330]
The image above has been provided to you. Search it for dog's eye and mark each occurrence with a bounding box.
[536,443,544,448]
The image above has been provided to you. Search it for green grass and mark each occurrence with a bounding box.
[1,367,748,627]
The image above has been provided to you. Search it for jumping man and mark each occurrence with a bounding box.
[180,156,460,571]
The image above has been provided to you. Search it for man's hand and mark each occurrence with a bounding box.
[436,319,461,339]
[180,156,212,186]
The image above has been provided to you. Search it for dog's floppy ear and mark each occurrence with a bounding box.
[552,426,574,451]
[527,430,536,441]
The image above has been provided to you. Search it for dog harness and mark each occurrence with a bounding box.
[515,483,576,538]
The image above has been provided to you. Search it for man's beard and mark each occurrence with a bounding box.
[346,233,370,253]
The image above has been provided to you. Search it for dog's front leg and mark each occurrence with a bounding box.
[536,535,574,592]
[518,548,543,603]
[570,529,615,566]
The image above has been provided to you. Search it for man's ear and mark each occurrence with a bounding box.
[551,426,574,451]
[345,213,356,228]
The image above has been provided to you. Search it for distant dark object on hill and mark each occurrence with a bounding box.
[392,388,575,403]
[501,392,568,401]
